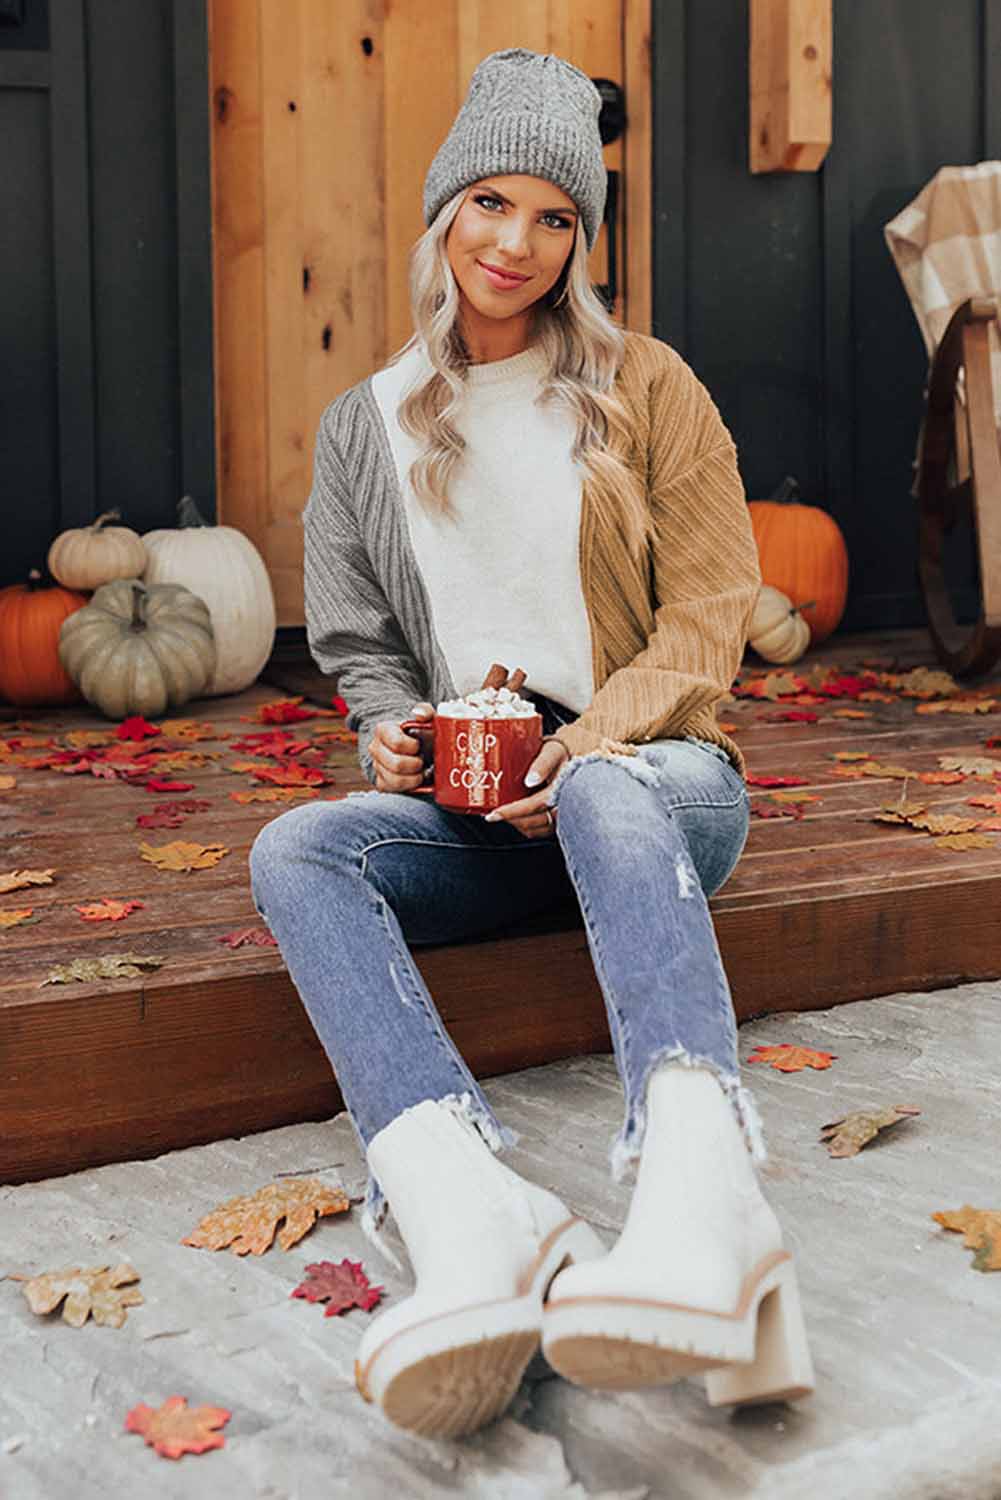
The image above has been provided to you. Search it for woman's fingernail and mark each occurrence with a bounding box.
[484,810,501,822]
[524,771,541,787]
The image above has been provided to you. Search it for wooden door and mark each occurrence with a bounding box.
[208,0,652,624]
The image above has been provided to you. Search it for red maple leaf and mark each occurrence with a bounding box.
[136,798,212,829]
[229,730,312,759]
[745,773,811,788]
[217,927,279,948]
[290,1259,384,1316]
[751,801,804,819]
[257,698,317,725]
[331,696,349,717]
[815,673,882,699]
[116,715,162,741]
[145,777,196,793]
[124,1396,230,1459]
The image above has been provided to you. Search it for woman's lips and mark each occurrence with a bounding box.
[478,261,531,290]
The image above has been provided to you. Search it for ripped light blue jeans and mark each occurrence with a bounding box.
[248,703,758,1259]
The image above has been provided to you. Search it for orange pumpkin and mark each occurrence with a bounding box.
[0,569,88,706]
[748,477,849,645]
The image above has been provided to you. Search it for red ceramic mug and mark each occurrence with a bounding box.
[398,711,544,815]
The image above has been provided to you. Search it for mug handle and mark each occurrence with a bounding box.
[398,717,435,796]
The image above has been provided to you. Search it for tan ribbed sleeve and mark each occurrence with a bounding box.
[554,355,761,760]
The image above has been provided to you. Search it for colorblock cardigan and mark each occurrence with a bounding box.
[302,330,761,783]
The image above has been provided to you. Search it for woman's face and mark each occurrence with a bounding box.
[445,174,579,335]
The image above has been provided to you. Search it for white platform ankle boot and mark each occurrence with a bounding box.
[353,1097,604,1439]
[542,1064,815,1407]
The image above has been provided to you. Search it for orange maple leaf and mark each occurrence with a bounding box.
[124,1396,231,1460]
[75,898,145,922]
[747,1044,837,1072]
[252,764,327,788]
[831,709,871,719]
[0,908,35,928]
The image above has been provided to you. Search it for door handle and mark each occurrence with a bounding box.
[590,78,626,313]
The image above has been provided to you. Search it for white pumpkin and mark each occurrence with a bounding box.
[47,509,147,591]
[141,496,276,696]
[748,585,812,664]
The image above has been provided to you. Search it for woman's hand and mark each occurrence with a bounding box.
[483,738,569,839]
[369,703,435,793]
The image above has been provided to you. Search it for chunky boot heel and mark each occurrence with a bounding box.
[704,1257,815,1408]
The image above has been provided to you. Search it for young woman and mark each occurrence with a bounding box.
[250,47,814,1441]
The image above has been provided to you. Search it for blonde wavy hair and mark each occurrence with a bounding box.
[386,185,652,560]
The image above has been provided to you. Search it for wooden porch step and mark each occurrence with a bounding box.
[4,627,1001,1185]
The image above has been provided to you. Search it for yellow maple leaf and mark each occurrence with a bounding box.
[139,841,229,873]
[0,908,34,928]
[181,1178,351,1255]
[0,774,15,791]
[932,833,997,850]
[833,750,872,761]
[938,755,1001,779]
[159,718,218,740]
[0,867,55,894]
[229,787,318,803]
[831,709,871,719]
[908,812,981,834]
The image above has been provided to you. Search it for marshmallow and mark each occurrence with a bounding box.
[436,687,539,719]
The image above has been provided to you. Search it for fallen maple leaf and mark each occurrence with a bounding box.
[75,897,145,922]
[291,1259,384,1316]
[0,908,36,928]
[873,800,928,826]
[967,793,1001,811]
[717,720,738,733]
[64,729,115,749]
[916,770,968,785]
[229,787,319,803]
[0,867,55,894]
[884,667,959,698]
[833,750,872,761]
[331,695,349,716]
[752,800,804,820]
[908,813,981,835]
[857,690,897,703]
[931,1205,1001,1272]
[252,764,327,788]
[932,832,997,850]
[159,718,218,740]
[116,715,162,741]
[831,708,871,719]
[217,927,279,948]
[819,1105,921,1157]
[770,790,821,804]
[916,698,997,715]
[986,736,1001,749]
[124,1396,231,1460]
[144,777,196,793]
[136,798,212,830]
[139,841,229,872]
[745,773,810,788]
[974,816,1001,832]
[937,755,1001,779]
[41,953,165,985]
[255,696,317,724]
[747,1044,837,1072]
[182,1178,351,1255]
[0,774,15,791]
[13,1262,143,1327]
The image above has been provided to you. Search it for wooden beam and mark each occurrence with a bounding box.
[749,0,831,174]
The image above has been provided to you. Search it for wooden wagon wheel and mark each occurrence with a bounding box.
[917,296,1001,676]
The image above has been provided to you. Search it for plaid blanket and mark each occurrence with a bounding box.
[885,161,1001,489]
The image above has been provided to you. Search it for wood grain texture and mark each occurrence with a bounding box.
[5,628,1001,1182]
[749,0,832,174]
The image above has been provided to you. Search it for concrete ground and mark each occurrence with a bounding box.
[2,980,1001,1500]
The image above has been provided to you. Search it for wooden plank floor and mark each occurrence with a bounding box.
[4,626,1001,1184]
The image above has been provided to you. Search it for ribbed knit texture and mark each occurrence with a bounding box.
[422,49,607,251]
[302,330,760,783]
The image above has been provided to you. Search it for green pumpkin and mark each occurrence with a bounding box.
[58,578,216,720]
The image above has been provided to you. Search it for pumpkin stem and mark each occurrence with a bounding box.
[130,583,148,632]
[27,568,43,592]
[177,494,209,528]
[93,509,122,530]
[794,599,818,615]
[768,475,801,504]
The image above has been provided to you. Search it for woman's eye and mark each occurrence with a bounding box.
[474,195,571,230]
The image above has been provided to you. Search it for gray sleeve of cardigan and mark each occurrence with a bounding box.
[303,403,429,785]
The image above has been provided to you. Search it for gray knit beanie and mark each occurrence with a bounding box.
[422,48,607,253]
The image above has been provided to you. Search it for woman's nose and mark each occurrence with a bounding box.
[495,218,532,257]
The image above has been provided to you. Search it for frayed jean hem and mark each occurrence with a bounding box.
[610,1049,769,1183]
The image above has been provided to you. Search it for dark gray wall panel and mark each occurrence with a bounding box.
[0,89,58,582]
[86,0,180,532]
